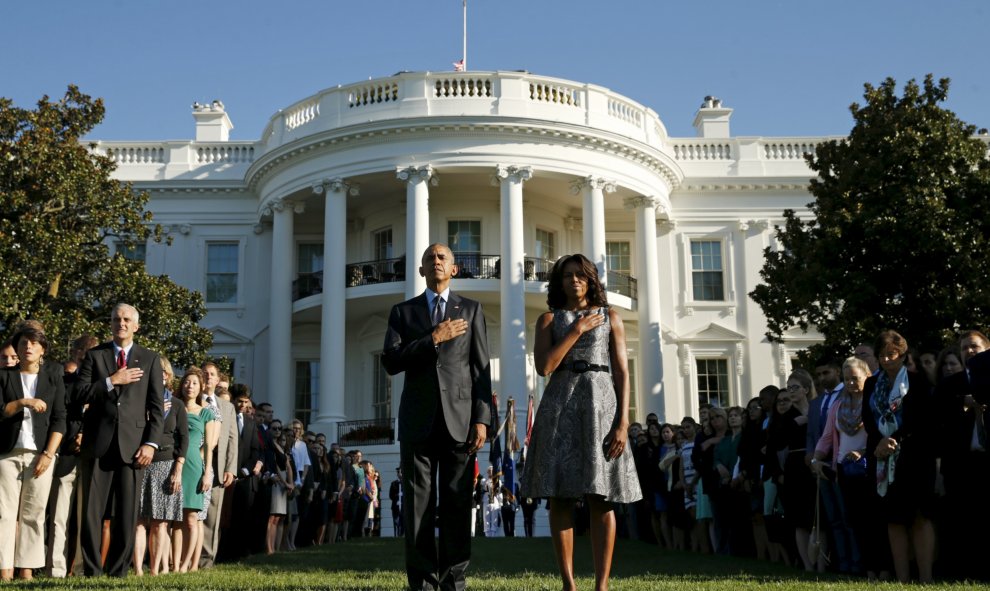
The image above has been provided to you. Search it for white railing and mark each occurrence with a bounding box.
[103,145,166,164]
[435,76,493,98]
[763,141,820,161]
[196,144,255,164]
[285,100,320,130]
[608,97,642,126]
[529,81,581,107]
[348,82,400,107]
[671,141,733,161]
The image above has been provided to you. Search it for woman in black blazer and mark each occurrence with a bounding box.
[0,323,66,581]
[862,330,936,584]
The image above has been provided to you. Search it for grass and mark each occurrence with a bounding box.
[9,538,989,590]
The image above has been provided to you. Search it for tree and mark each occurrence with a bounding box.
[750,75,990,360]
[0,86,213,367]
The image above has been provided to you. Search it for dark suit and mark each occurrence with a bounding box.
[77,342,163,577]
[935,361,990,579]
[221,413,261,560]
[383,291,492,591]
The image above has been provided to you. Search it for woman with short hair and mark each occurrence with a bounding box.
[0,323,66,580]
[862,330,937,583]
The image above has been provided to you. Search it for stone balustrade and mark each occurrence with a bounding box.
[91,72,906,183]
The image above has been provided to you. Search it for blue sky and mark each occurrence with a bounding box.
[2,0,986,141]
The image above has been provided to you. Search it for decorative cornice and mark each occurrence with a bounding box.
[678,181,811,193]
[312,177,361,196]
[491,165,533,186]
[569,176,617,195]
[244,120,683,193]
[261,197,304,218]
[776,343,788,378]
[678,344,692,377]
[623,195,669,218]
[396,165,439,186]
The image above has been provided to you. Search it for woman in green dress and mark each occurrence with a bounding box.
[172,368,218,573]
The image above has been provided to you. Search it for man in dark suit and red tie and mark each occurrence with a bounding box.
[383,243,492,591]
[77,303,163,577]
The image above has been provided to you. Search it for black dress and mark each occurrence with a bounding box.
[862,370,937,524]
[765,407,814,529]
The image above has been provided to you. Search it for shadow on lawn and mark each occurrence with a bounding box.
[243,537,829,583]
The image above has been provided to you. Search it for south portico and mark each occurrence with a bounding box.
[256,155,678,437]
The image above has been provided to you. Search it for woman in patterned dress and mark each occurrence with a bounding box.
[521,254,641,591]
[134,357,187,575]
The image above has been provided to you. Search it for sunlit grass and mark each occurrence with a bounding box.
[10,537,987,590]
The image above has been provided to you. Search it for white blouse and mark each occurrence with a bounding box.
[14,372,39,451]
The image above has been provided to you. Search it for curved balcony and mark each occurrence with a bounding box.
[262,71,669,158]
[291,254,637,302]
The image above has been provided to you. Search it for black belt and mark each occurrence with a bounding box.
[567,360,609,374]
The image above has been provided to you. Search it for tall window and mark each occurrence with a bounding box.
[297,243,324,276]
[448,220,481,276]
[606,241,632,296]
[117,241,146,264]
[295,361,319,427]
[535,229,555,261]
[372,353,392,421]
[373,228,393,261]
[691,240,725,301]
[206,242,238,304]
[697,358,730,408]
[606,241,631,273]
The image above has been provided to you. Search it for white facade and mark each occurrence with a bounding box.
[98,71,831,455]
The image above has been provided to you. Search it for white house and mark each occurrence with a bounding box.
[96,71,831,466]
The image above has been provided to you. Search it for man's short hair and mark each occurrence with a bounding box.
[815,356,841,369]
[112,303,140,323]
[229,383,251,399]
[759,385,780,397]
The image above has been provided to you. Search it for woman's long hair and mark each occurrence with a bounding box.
[546,253,608,310]
[177,367,204,402]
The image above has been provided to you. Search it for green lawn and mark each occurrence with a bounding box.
[11,538,988,589]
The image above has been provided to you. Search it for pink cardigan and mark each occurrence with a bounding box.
[814,398,862,470]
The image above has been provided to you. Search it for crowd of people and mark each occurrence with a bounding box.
[624,329,990,583]
[1,302,987,585]
[0,310,395,580]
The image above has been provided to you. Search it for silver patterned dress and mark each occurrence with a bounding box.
[520,308,641,503]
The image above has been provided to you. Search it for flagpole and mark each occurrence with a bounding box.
[462,0,467,71]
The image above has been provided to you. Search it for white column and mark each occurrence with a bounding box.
[626,195,666,421]
[314,178,356,433]
[571,176,615,284]
[493,165,532,401]
[267,198,298,423]
[397,165,437,299]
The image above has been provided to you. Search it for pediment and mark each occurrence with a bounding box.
[207,325,251,345]
[778,325,821,342]
[677,322,746,342]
